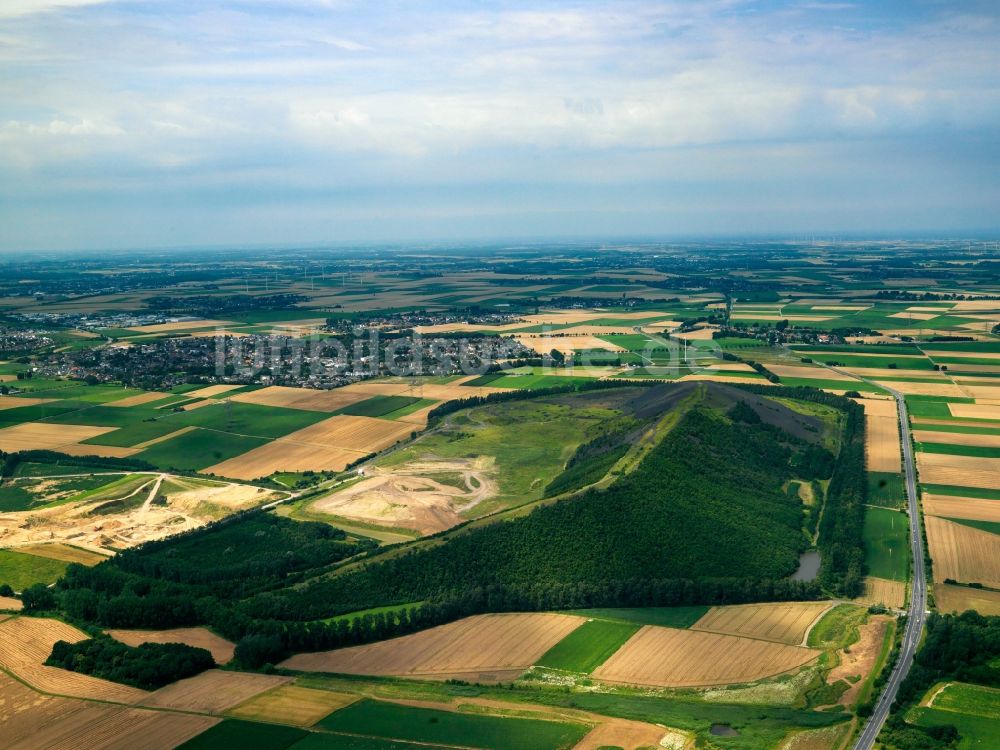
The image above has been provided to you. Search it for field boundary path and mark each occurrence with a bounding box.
[815,363,928,750]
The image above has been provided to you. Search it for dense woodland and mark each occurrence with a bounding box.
[51,385,866,665]
[46,636,214,690]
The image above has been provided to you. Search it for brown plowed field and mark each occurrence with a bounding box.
[0,617,149,703]
[107,627,235,664]
[228,684,357,726]
[935,583,1000,616]
[917,452,1000,490]
[140,670,290,713]
[855,398,901,472]
[925,515,1000,588]
[591,626,820,688]
[922,493,1000,522]
[279,613,585,681]
[857,577,907,609]
[204,415,416,479]
[691,602,831,644]
[913,430,1000,448]
[229,385,369,412]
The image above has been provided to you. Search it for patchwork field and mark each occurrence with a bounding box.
[140,670,290,713]
[690,601,832,645]
[107,627,235,665]
[0,617,149,702]
[924,516,1000,589]
[916,452,1000,490]
[590,625,820,688]
[922,493,1000,522]
[280,613,586,682]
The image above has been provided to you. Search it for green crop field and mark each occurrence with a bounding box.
[564,605,710,628]
[291,734,454,750]
[922,484,1000,501]
[135,428,268,471]
[465,373,596,390]
[535,619,638,673]
[931,682,1000,719]
[910,707,1000,749]
[944,518,1000,536]
[172,402,328,438]
[912,422,1000,436]
[807,604,869,650]
[178,720,307,750]
[863,507,910,581]
[337,395,422,418]
[0,549,69,591]
[867,471,905,508]
[379,398,438,419]
[917,442,1000,459]
[317,700,588,750]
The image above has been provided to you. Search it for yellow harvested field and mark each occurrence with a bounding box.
[925,350,1000,360]
[867,380,968,398]
[0,617,148,703]
[228,684,358,726]
[229,385,369,412]
[913,430,1000,448]
[16,543,108,566]
[672,327,718,340]
[132,425,197,449]
[127,319,233,333]
[6,701,218,750]
[104,391,169,407]
[730,314,831,322]
[857,577,907,609]
[184,384,245,398]
[888,311,938,320]
[58,443,141,458]
[917,452,1000,490]
[337,378,511,400]
[856,398,901,472]
[178,398,215,411]
[678,373,776,386]
[811,305,870,311]
[769,365,855,381]
[591,626,820,688]
[204,415,416,479]
[140,669,290,713]
[691,602,832,645]
[0,395,54,410]
[0,423,115,453]
[925,516,1000,588]
[935,583,1000,616]
[923,493,1000,522]
[280,613,585,682]
[515,335,624,356]
[962,385,1000,401]
[0,596,22,610]
[949,403,1000,420]
[107,627,235,664]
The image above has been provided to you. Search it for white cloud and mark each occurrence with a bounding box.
[0,0,111,19]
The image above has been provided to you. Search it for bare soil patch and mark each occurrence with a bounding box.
[825,616,891,706]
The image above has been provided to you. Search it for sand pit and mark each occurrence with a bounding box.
[204,415,417,480]
[104,391,170,407]
[140,670,290,713]
[857,577,907,609]
[591,626,820,688]
[107,627,235,665]
[280,613,585,682]
[0,617,149,703]
[922,493,1000,522]
[691,602,832,645]
[925,516,1000,588]
[310,457,497,535]
[825,617,891,705]
[0,423,116,453]
[917,452,1000,490]
[229,385,369,412]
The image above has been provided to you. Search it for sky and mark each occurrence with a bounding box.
[1,0,999,251]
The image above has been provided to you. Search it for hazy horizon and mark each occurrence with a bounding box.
[3,1,999,252]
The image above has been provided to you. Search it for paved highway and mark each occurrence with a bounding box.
[811,367,928,750]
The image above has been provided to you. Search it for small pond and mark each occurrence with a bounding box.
[710,724,740,737]
[790,550,821,582]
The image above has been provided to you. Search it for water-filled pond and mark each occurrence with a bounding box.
[791,549,821,581]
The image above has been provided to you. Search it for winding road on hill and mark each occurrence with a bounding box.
[812,365,928,750]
